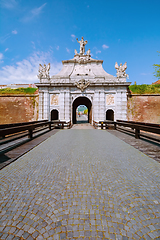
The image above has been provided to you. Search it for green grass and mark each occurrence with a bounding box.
[0,87,38,95]
[129,84,160,94]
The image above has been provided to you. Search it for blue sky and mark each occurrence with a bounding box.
[0,0,160,85]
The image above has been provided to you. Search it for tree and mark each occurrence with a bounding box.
[153,51,160,79]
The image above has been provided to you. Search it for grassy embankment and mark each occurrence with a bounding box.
[129,84,160,94]
[0,85,160,95]
[0,87,38,95]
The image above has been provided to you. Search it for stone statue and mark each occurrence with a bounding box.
[86,49,91,56]
[76,37,88,55]
[115,62,128,78]
[74,49,78,55]
[37,63,50,80]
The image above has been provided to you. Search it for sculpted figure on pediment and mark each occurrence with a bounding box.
[38,63,50,81]
[115,62,128,78]
[76,37,88,55]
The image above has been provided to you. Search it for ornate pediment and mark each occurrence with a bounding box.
[74,79,90,92]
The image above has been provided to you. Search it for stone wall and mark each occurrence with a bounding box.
[127,95,160,124]
[0,95,39,124]
[0,94,160,124]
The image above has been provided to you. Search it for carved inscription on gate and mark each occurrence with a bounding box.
[106,94,115,105]
[50,94,59,105]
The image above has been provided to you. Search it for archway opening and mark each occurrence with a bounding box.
[51,109,59,120]
[76,105,88,124]
[106,109,114,121]
[72,97,92,124]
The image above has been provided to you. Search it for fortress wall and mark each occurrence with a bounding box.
[0,95,39,124]
[127,95,160,124]
[0,94,160,124]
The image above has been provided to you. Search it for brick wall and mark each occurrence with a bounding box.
[127,95,160,124]
[0,95,39,124]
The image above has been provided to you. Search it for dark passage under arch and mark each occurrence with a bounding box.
[106,109,114,121]
[72,97,92,124]
[51,109,59,120]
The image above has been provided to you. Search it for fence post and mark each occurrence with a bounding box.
[49,122,51,130]
[135,129,140,139]
[28,129,33,139]
[62,123,64,129]
[114,122,117,130]
[101,122,103,130]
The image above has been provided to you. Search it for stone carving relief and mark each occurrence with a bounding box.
[50,94,59,105]
[106,94,115,105]
[74,79,90,92]
[37,63,50,81]
[115,62,128,78]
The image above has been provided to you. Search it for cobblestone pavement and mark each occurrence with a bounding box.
[72,124,94,129]
[0,129,160,240]
[107,129,160,164]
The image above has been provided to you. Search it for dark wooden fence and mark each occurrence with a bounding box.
[94,120,160,140]
[0,120,71,140]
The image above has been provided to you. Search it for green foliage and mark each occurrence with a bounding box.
[153,51,160,79]
[0,87,38,95]
[129,84,160,94]
[84,109,88,114]
[153,63,160,78]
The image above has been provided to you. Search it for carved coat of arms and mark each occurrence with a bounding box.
[74,79,90,92]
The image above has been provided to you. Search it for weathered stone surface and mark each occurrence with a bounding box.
[0,95,38,124]
[127,95,160,123]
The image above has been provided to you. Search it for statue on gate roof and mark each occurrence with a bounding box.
[76,37,88,55]
[115,62,128,78]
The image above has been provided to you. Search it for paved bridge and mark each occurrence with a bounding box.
[0,124,160,240]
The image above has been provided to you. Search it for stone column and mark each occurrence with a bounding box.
[59,91,65,120]
[121,89,127,120]
[93,91,99,121]
[43,89,49,120]
[64,89,70,121]
[38,90,43,120]
[99,89,105,121]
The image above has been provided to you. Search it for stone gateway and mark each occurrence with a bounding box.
[35,37,130,123]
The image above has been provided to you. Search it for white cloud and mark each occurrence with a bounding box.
[0,34,11,43]
[1,0,17,9]
[12,30,17,34]
[56,46,59,50]
[96,50,101,54]
[66,48,70,53]
[102,44,109,49]
[0,51,62,84]
[0,53,4,64]
[5,48,9,52]
[71,34,76,42]
[140,73,151,76]
[22,3,47,22]
[0,53,3,60]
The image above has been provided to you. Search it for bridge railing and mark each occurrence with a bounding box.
[0,120,70,140]
[99,120,160,140]
[93,120,99,129]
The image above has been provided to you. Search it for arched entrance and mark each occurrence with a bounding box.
[72,97,92,124]
[51,109,59,120]
[106,109,114,121]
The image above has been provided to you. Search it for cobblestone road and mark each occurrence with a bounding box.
[0,129,160,240]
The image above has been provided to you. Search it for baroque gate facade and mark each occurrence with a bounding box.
[35,37,130,123]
